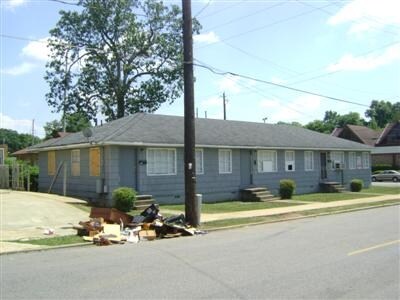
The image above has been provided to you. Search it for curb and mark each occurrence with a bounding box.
[203,202,400,232]
[0,242,93,256]
[2,202,399,255]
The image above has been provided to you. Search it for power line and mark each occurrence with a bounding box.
[297,0,399,36]
[197,2,335,50]
[193,59,369,108]
[199,1,245,19]
[194,0,212,18]
[203,1,286,32]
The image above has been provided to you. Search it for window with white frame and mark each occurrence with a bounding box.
[285,151,295,171]
[349,152,356,169]
[356,154,362,169]
[304,151,314,171]
[219,149,232,174]
[362,152,370,169]
[331,151,345,169]
[257,150,277,172]
[147,148,176,175]
[195,149,204,174]
[71,149,80,176]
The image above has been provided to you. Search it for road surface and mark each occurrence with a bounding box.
[2,206,399,299]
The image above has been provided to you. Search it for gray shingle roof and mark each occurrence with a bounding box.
[29,113,372,151]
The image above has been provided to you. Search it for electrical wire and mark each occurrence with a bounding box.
[196,2,335,50]
[193,59,370,108]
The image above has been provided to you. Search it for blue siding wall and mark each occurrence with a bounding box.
[38,146,371,205]
[38,148,104,201]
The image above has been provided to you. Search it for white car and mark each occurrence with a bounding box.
[371,170,400,182]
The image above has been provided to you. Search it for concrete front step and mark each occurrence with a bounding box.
[320,182,345,193]
[241,187,275,202]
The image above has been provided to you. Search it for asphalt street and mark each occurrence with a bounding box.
[1,206,399,299]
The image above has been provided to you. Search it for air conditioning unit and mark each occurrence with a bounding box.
[334,161,343,170]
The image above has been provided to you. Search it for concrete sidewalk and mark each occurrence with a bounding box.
[199,194,400,222]
[1,190,88,254]
[1,190,399,255]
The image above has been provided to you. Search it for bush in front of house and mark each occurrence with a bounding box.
[279,179,296,199]
[350,179,363,192]
[371,164,393,173]
[112,187,136,212]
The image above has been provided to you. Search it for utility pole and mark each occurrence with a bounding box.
[31,119,35,145]
[223,92,227,120]
[182,0,198,226]
[63,50,68,133]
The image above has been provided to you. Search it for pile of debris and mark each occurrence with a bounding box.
[74,204,205,246]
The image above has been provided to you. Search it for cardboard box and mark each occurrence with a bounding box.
[139,230,156,241]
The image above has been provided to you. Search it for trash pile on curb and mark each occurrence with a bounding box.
[74,204,206,246]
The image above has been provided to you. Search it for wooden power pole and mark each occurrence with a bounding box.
[223,92,227,120]
[182,0,198,226]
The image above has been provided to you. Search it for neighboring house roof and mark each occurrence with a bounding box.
[376,121,400,146]
[27,113,372,152]
[371,146,400,155]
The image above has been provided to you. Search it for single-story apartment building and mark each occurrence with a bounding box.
[26,113,372,205]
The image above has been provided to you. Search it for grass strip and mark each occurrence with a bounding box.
[13,235,84,247]
[361,186,400,195]
[161,201,302,214]
[201,199,400,230]
[291,193,373,202]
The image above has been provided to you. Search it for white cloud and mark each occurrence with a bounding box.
[259,98,280,109]
[327,44,400,72]
[0,113,32,134]
[218,75,241,94]
[261,95,322,124]
[270,77,286,85]
[193,31,219,44]
[201,96,221,108]
[21,38,50,62]
[1,62,36,76]
[328,0,400,34]
[2,0,27,10]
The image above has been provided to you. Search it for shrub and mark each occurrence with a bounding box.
[371,164,393,173]
[112,187,136,212]
[350,179,363,192]
[279,179,296,199]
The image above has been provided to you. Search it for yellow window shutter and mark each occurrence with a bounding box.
[90,148,100,176]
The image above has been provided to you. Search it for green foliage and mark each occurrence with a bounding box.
[372,164,394,172]
[44,112,91,139]
[365,100,400,128]
[112,187,136,212]
[279,179,296,199]
[45,0,201,122]
[4,158,39,191]
[305,111,366,133]
[0,128,41,153]
[350,179,363,192]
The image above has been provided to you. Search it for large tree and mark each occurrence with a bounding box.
[365,100,400,128]
[0,129,41,153]
[43,112,92,140]
[305,111,366,133]
[45,0,200,122]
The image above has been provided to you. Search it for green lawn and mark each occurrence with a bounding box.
[14,235,84,246]
[363,186,400,195]
[161,201,303,214]
[201,199,400,229]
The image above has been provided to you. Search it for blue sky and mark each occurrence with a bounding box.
[1,0,399,138]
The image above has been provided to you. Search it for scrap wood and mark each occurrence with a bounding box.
[89,207,132,225]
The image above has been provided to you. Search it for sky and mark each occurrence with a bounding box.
[1,0,400,138]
